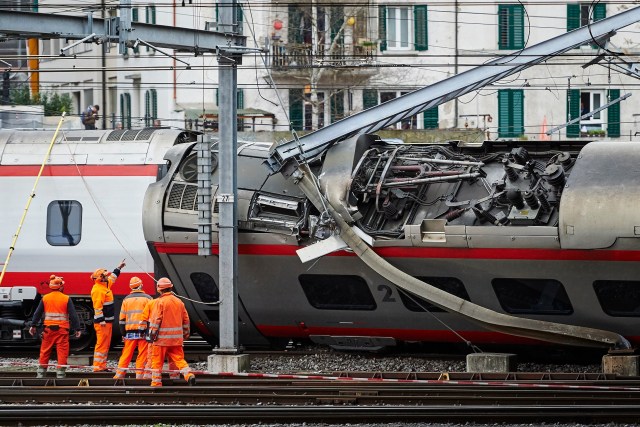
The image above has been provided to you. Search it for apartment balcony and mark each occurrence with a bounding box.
[269,39,378,83]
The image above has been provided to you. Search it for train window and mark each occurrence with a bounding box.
[399,277,470,312]
[190,272,219,303]
[593,280,640,317]
[492,278,573,315]
[46,200,82,246]
[299,274,377,310]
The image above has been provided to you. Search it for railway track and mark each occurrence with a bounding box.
[0,371,640,424]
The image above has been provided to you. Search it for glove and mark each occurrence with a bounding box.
[74,330,81,338]
[149,330,158,342]
[29,326,36,336]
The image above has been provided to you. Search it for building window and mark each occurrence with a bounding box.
[299,274,377,310]
[566,88,620,138]
[398,277,469,313]
[497,89,524,138]
[145,6,156,53]
[498,4,524,50]
[144,89,157,127]
[379,5,428,52]
[46,200,82,246]
[567,3,606,48]
[594,280,640,317]
[362,90,435,129]
[492,278,573,315]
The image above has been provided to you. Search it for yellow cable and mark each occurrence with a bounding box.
[0,112,67,285]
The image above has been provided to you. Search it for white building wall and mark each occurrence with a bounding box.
[32,0,640,139]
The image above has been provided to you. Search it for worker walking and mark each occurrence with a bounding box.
[113,277,152,379]
[148,277,195,387]
[29,275,81,378]
[141,292,178,380]
[90,260,126,372]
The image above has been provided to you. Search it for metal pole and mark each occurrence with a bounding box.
[217,0,239,352]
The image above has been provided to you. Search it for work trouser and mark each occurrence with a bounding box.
[92,322,112,371]
[114,338,148,379]
[143,341,178,379]
[150,345,193,387]
[39,327,69,368]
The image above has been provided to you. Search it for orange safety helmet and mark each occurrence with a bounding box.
[129,276,143,290]
[49,274,65,290]
[91,268,110,282]
[156,277,173,290]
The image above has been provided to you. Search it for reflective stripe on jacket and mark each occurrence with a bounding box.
[119,291,152,333]
[148,293,190,346]
[42,291,70,329]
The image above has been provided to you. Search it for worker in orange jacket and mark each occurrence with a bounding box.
[29,275,81,378]
[90,260,125,371]
[113,277,152,379]
[148,277,195,387]
[141,293,178,380]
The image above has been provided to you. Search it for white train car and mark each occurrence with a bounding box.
[0,128,196,349]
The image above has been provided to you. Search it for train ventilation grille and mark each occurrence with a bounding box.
[106,128,157,142]
[167,182,198,211]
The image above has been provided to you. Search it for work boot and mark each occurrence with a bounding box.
[56,367,66,379]
[36,367,46,378]
[187,375,196,386]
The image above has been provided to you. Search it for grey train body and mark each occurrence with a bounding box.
[143,137,640,350]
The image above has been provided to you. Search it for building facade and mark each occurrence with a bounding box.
[26,1,640,140]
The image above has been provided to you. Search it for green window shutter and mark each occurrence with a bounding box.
[607,88,620,137]
[237,89,244,109]
[121,93,131,129]
[512,90,524,136]
[215,88,219,106]
[330,91,344,123]
[120,94,125,129]
[215,3,218,22]
[378,6,387,52]
[144,90,150,126]
[498,90,524,138]
[499,5,524,50]
[132,7,138,22]
[363,89,378,110]
[288,5,303,44]
[151,89,157,122]
[567,4,580,32]
[566,89,580,138]
[330,6,344,45]
[511,5,524,49]
[289,89,304,131]
[236,4,243,35]
[593,3,606,21]
[423,107,438,129]
[414,5,428,51]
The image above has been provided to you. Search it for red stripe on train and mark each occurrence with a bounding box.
[153,242,640,261]
[0,272,154,296]
[0,165,158,177]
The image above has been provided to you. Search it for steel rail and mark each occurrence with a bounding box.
[2,404,640,425]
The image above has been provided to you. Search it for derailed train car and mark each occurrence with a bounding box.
[144,137,640,350]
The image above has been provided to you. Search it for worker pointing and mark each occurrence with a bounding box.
[29,275,81,378]
[90,259,125,372]
[113,276,152,379]
[148,277,195,386]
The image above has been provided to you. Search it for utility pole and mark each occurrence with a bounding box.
[216,0,240,353]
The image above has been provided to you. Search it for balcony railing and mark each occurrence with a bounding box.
[270,41,376,71]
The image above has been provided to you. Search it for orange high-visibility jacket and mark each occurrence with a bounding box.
[91,270,119,324]
[148,293,190,346]
[119,291,152,334]
[31,290,81,331]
